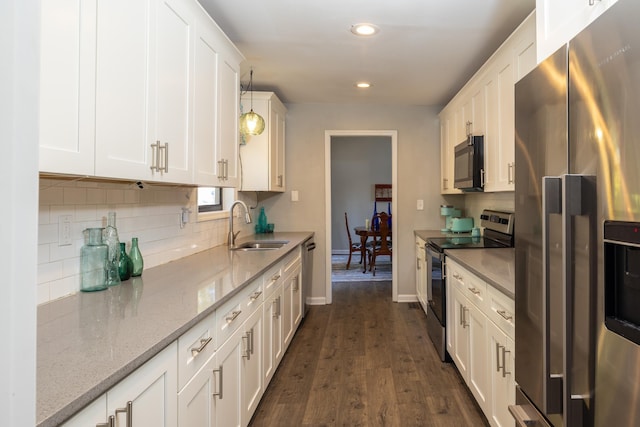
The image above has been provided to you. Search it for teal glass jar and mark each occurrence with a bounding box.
[129,237,144,277]
[118,242,133,281]
[80,228,108,292]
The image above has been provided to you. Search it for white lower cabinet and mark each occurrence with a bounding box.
[63,342,178,427]
[447,258,514,427]
[63,246,305,427]
[415,236,427,314]
[487,320,515,427]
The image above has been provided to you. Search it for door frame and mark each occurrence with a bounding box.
[324,130,398,304]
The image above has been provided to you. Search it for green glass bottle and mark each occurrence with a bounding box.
[104,212,121,287]
[118,242,133,281]
[129,237,144,277]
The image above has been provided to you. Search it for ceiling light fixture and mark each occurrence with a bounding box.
[350,23,379,36]
[239,68,265,136]
[356,82,372,88]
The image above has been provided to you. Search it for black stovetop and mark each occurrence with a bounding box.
[427,229,513,252]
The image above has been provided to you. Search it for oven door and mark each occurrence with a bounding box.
[426,244,445,325]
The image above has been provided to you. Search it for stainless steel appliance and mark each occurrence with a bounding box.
[511,1,640,425]
[426,209,514,361]
[302,237,315,318]
[454,135,484,191]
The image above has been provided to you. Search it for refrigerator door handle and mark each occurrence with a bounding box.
[562,174,597,427]
[542,176,564,414]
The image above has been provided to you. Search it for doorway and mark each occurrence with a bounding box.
[324,130,398,304]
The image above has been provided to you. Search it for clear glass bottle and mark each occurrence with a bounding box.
[81,228,108,292]
[129,237,144,277]
[118,242,133,281]
[104,212,121,286]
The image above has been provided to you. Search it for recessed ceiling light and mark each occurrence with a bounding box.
[350,23,379,36]
[356,82,372,88]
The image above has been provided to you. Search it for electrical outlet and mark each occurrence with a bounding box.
[417,199,424,210]
[58,215,73,246]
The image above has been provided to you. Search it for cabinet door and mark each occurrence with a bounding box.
[487,321,515,427]
[291,269,303,330]
[282,272,294,349]
[153,0,194,184]
[214,327,242,427]
[107,341,177,427]
[536,0,617,62]
[61,394,107,427]
[192,11,220,186]
[178,353,216,427]
[263,286,283,385]
[513,14,537,83]
[241,307,264,426]
[217,56,240,187]
[467,301,490,417]
[452,287,470,379]
[94,0,155,181]
[270,102,286,191]
[39,0,96,176]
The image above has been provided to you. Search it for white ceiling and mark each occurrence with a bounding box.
[199,0,535,106]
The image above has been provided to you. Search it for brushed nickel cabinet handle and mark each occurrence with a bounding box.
[163,142,169,172]
[114,401,132,427]
[217,160,224,179]
[250,291,263,301]
[469,287,481,295]
[496,342,505,373]
[190,337,212,357]
[242,332,251,359]
[212,366,223,399]
[502,347,511,377]
[497,309,513,321]
[226,310,242,323]
[150,142,160,172]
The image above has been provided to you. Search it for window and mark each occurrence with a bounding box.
[197,187,223,213]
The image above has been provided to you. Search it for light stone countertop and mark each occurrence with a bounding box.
[444,248,515,298]
[36,231,313,427]
[414,229,448,241]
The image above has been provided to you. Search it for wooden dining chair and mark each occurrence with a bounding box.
[370,212,392,276]
[345,212,371,270]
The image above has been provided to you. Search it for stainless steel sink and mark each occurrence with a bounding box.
[230,240,289,251]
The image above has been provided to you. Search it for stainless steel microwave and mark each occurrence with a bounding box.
[454,135,484,191]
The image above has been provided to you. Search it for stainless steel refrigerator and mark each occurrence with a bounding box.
[512,0,640,425]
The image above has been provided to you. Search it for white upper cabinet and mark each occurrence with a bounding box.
[536,0,619,63]
[239,92,287,192]
[39,0,243,187]
[39,0,96,176]
[440,11,535,194]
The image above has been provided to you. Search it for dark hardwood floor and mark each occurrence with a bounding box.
[249,280,488,427]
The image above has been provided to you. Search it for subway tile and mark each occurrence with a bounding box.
[38,260,63,284]
[63,187,87,205]
[49,277,75,301]
[106,189,125,205]
[37,283,51,305]
[38,223,58,245]
[86,188,107,204]
[38,244,50,265]
[40,186,64,205]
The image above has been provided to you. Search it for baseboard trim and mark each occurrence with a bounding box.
[396,294,418,303]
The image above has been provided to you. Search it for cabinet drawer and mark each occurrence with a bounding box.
[448,260,487,310]
[263,262,283,300]
[216,278,263,348]
[486,285,515,339]
[282,247,301,276]
[177,310,216,391]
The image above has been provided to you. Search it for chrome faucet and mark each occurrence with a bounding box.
[228,200,252,247]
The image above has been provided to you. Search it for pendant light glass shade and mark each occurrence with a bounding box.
[239,110,265,135]
[239,68,265,136]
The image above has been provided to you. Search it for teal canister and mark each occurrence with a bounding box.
[129,237,144,277]
[80,228,108,292]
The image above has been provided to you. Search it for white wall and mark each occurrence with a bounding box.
[256,103,445,303]
[1,0,39,424]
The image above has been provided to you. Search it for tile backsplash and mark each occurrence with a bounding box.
[38,178,229,305]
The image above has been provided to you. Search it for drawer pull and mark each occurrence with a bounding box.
[226,310,242,323]
[497,309,513,321]
[213,366,223,399]
[190,337,212,357]
[114,401,133,427]
[250,291,263,301]
[270,274,281,282]
[469,287,481,295]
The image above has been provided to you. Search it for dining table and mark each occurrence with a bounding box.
[354,226,392,273]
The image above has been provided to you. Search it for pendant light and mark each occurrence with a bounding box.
[239,69,265,136]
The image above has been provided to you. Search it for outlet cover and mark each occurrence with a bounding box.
[58,215,73,246]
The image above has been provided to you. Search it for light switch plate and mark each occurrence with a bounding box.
[417,199,424,210]
[291,190,299,202]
